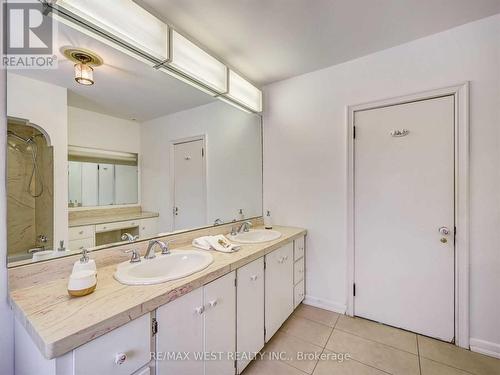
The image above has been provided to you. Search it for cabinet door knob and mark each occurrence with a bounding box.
[283,255,288,261]
[195,306,205,315]
[79,231,84,235]
[250,275,258,281]
[115,352,127,365]
[278,257,284,264]
[208,299,218,308]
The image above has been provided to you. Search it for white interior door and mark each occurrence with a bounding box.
[354,95,455,341]
[173,139,206,230]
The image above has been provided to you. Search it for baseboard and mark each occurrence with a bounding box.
[303,295,346,314]
[469,338,500,359]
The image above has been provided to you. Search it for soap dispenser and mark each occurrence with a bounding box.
[264,210,273,229]
[72,248,97,274]
[238,208,245,221]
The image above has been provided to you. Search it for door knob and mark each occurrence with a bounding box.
[438,226,450,236]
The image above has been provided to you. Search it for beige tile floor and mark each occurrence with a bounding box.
[242,304,500,375]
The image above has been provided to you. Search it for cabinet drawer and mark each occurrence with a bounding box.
[294,280,305,308]
[74,313,151,375]
[69,225,94,240]
[69,237,95,251]
[294,257,305,285]
[96,220,140,233]
[294,236,305,260]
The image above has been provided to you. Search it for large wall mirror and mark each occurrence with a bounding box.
[6,12,262,266]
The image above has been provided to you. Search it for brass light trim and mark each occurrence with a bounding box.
[61,47,103,66]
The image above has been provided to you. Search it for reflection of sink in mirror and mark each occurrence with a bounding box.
[228,229,282,244]
[114,250,213,286]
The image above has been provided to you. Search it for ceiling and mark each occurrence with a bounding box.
[136,0,500,86]
[13,19,215,122]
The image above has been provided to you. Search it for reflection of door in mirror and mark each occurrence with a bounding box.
[173,139,206,231]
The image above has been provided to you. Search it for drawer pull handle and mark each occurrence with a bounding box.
[195,306,205,315]
[115,352,127,365]
[208,299,218,308]
[250,275,258,281]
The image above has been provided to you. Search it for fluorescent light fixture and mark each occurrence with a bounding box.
[57,0,169,60]
[169,30,227,93]
[226,70,262,112]
[158,67,218,97]
[217,97,252,114]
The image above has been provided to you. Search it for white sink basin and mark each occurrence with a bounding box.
[114,250,213,285]
[228,229,282,244]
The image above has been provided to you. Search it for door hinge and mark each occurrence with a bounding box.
[152,317,158,336]
[234,278,237,287]
[264,260,266,270]
[353,126,356,139]
[454,226,457,236]
[353,283,356,297]
[201,148,204,157]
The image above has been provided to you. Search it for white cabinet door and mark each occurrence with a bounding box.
[236,258,264,374]
[156,288,204,375]
[204,272,236,375]
[265,243,294,341]
[139,218,158,239]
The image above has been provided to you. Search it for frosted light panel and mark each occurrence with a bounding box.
[227,70,262,112]
[170,31,227,93]
[57,0,168,60]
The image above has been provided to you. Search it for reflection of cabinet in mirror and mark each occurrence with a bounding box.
[68,208,159,250]
[68,146,138,207]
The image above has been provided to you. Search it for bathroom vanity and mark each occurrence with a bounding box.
[9,225,306,375]
[68,208,159,250]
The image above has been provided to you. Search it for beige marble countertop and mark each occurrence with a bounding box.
[9,225,306,360]
[68,211,159,227]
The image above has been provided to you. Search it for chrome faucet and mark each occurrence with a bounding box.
[121,233,138,243]
[238,221,252,233]
[145,239,170,259]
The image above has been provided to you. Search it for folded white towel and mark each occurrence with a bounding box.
[192,235,241,253]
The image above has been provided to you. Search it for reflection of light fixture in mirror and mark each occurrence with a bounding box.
[62,47,103,86]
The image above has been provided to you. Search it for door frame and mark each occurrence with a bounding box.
[345,82,470,348]
[170,135,208,231]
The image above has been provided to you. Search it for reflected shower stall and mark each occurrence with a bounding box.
[7,119,54,262]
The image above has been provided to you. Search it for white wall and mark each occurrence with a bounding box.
[0,11,15,370]
[263,14,500,354]
[68,106,140,153]
[7,73,69,251]
[141,101,262,232]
